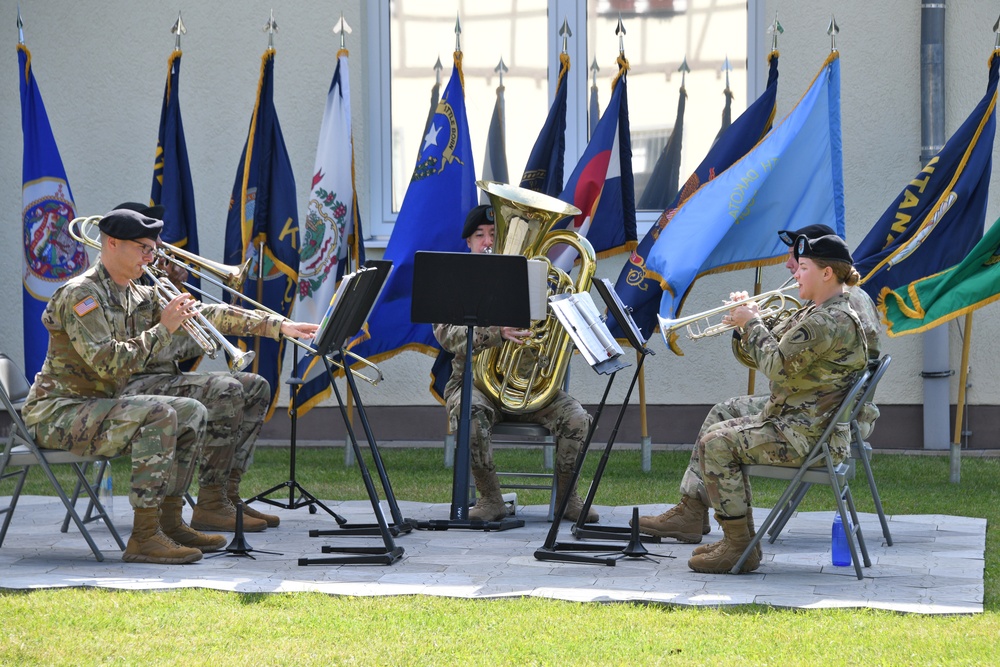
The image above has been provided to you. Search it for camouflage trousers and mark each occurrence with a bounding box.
[123,371,270,487]
[29,395,207,509]
[446,387,592,474]
[679,395,807,518]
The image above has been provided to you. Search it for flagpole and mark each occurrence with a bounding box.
[746,266,763,395]
[950,313,973,483]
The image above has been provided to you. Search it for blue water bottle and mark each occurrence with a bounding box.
[831,513,851,566]
[99,465,114,515]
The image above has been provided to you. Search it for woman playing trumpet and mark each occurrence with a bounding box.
[636,233,868,574]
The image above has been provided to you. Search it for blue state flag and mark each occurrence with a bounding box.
[295,48,367,416]
[520,52,569,198]
[610,53,778,342]
[554,56,637,270]
[151,50,199,257]
[646,53,844,350]
[348,53,477,387]
[19,42,89,380]
[854,50,999,301]
[224,48,299,420]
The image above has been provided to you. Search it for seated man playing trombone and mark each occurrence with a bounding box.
[638,234,868,574]
[22,208,317,564]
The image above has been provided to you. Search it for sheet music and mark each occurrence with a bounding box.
[549,292,624,367]
[527,259,548,321]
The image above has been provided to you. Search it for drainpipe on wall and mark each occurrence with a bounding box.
[920,0,951,451]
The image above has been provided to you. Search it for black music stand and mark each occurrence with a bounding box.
[299,262,405,565]
[408,251,529,532]
[248,344,347,524]
[534,279,669,565]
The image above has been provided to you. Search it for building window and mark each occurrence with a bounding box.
[366,0,760,240]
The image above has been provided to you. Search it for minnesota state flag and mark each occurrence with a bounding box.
[224,48,299,420]
[19,41,89,380]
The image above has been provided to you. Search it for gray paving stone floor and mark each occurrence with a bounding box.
[0,495,985,614]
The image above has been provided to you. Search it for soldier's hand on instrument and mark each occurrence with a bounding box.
[160,293,198,333]
[281,321,320,339]
[728,302,760,328]
[501,327,532,344]
[728,290,750,303]
[158,257,189,287]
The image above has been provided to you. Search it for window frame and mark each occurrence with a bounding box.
[364,1,764,245]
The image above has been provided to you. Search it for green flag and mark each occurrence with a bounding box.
[881,215,1000,337]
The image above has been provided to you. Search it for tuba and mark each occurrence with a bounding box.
[473,180,595,414]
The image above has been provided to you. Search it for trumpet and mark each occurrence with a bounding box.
[657,281,801,348]
[68,215,255,374]
[69,215,382,385]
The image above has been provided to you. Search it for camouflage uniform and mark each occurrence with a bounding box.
[21,262,283,508]
[433,323,592,475]
[125,332,271,486]
[682,292,868,518]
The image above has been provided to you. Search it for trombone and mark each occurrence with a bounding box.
[657,280,800,349]
[68,216,255,374]
[69,215,382,386]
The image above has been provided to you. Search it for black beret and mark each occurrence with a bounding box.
[777,223,836,247]
[461,205,495,239]
[793,233,853,265]
[113,201,166,221]
[98,208,164,241]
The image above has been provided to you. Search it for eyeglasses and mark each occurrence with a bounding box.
[129,240,156,257]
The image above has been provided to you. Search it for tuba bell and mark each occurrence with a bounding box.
[473,180,595,414]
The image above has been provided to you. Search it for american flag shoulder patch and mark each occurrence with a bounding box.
[73,296,99,317]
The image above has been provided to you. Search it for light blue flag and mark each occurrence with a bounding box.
[19,41,89,380]
[347,52,477,372]
[646,53,844,337]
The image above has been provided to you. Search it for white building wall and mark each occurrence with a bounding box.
[1,1,999,419]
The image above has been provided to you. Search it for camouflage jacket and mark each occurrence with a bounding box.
[741,291,868,454]
[433,324,503,402]
[22,262,283,426]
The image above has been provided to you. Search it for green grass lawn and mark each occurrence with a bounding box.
[2,446,998,665]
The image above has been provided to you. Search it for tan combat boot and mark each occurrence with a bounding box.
[191,485,267,532]
[160,496,227,552]
[687,513,760,574]
[227,469,280,528]
[468,468,508,521]
[122,507,202,564]
[635,495,708,543]
[693,506,759,559]
[556,471,599,523]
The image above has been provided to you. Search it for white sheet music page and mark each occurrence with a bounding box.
[548,292,624,367]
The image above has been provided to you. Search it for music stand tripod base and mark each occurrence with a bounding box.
[408,517,525,532]
[299,545,405,566]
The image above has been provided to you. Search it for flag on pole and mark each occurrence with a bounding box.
[480,78,508,201]
[223,48,299,420]
[610,53,779,342]
[854,50,999,301]
[294,48,366,416]
[589,60,600,138]
[715,81,734,141]
[18,41,89,380]
[520,52,569,198]
[646,53,843,348]
[554,55,637,269]
[881,215,1000,336]
[636,82,686,211]
[347,52,477,386]
[151,50,199,257]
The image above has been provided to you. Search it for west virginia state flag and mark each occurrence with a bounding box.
[610,53,778,342]
[881,215,1000,336]
[347,52,476,380]
[294,48,366,415]
[646,53,844,340]
[19,42,89,380]
[520,52,569,197]
[554,55,637,269]
[854,50,999,301]
[151,50,199,256]
[224,48,299,420]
